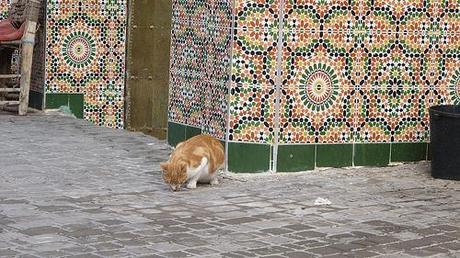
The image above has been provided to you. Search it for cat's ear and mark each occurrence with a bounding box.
[160,162,169,171]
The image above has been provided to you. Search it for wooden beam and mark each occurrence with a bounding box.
[0,88,20,92]
[0,74,21,79]
[0,101,19,105]
[0,40,21,46]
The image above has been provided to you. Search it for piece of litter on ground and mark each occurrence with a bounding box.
[314,197,332,206]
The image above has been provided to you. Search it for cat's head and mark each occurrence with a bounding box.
[160,162,187,191]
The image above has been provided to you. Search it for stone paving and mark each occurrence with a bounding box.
[0,113,459,258]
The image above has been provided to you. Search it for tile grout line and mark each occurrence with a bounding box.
[389,143,393,164]
[272,0,286,173]
[125,0,134,130]
[225,0,237,173]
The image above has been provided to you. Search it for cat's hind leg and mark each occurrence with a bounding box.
[210,175,219,186]
[210,163,224,186]
[186,157,208,189]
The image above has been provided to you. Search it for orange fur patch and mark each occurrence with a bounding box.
[161,135,224,186]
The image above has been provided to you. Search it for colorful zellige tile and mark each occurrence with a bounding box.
[165,0,460,147]
[46,0,127,128]
[279,87,354,144]
[229,84,276,143]
[0,1,7,19]
[169,0,232,139]
[279,47,354,144]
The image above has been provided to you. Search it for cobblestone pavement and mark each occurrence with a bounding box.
[0,113,459,258]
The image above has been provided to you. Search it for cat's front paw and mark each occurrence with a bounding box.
[186,181,197,189]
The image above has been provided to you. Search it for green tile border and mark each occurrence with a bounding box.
[29,90,43,110]
[45,93,68,109]
[167,122,186,147]
[316,144,353,168]
[167,122,203,147]
[45,93,84,119]
[186,126,201,139]
[68,94,84,119]
[391,143,428,162]
[165,122,431,172]
[354,144,390,167]
[228,142,271,173]
[277,145,315,172]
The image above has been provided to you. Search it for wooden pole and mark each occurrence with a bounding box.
[18,20,36,115]
[18,0,41,115]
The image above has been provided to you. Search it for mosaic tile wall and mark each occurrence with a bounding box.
[0,1,8,19]
[169,0,460,171]
[279,0,460,145]
[46,0,127,128]
[229,0,460,144]
[168,0,233,139]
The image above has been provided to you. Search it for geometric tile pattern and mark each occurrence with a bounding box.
[169,0,460,145]
[0,1,8,19]
[225,0,460,144]
[229,0,280,143]
[168,0,232,139]
[45,0,127,128]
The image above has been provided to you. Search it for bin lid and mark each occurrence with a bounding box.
[429,105,460,118]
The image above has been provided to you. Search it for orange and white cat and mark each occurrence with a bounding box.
[160,135,224,191]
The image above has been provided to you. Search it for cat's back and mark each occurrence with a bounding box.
[172,135,224,165]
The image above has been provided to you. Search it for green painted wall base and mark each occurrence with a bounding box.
[167,122,429,173]
[167,122,202,147]
[275,143,428,172]
[228,142,271,173]
[45,93,84,119]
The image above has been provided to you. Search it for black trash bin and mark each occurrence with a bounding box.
[429,105,460,180]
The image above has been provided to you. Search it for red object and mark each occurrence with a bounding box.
[0,19,24,41]
[0,18,12,28]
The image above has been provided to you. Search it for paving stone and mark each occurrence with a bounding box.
[0,249,19,256]
[16,254,40,258]
[97,219,128,226]
[185,247,218,256]
[329,243,365,252]
[91,242,124,251]
[260,227,294,235]
[249,246,292,256]
[220,217,260,225]
[93,250,131,257]
[283,224,315,231]
[19,226,67,236]
[284,251,316,258]
[0,113,459,257]
[294,239,328,247]
[160,251,192,257]
[66,254,102,258]
[117,238,149,247]
[306,246,342,256]
[221,251,256,257]
[343,250,380,257]
[405,245,451,257]
[295,230,327,238]
[185,223,215,230]
[138,254,165,258]
[37,250,71,257]
[438,242,460,251]
[431,225,459,232]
